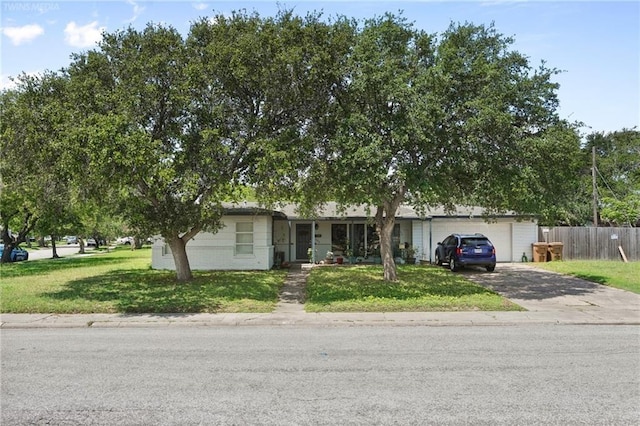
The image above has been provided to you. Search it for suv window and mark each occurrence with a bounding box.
[460,237,491,247]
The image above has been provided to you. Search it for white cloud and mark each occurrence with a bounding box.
[125,0,145,23]
[64,21,104,48]
[0,74,17,91]
[2,24,45,46]
[0,71,40,91]
[193,3,209,11]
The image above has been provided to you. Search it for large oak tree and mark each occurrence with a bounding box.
[66,11,351,280]
[297,16,582,281]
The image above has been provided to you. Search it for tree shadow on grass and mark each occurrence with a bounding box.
[0,255,126,278]
[572,273,609,285]
[45,269,283,313]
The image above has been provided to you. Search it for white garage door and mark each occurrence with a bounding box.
[430,219,513,262]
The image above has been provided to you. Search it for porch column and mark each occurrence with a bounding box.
[364,226,368,257]
[428,218,432,263]
[288,221,292,263]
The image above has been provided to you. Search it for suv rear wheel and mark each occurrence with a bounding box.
[486,265,495,272]
[435,252,442,266]
[449,256,459,272]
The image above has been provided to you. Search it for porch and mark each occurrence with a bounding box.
[272,219,415,264]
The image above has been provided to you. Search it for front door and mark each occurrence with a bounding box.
[296,224,312,260]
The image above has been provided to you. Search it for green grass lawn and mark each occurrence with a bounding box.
[0,248,287,313]
[305,264,524,312]
[531,260,640,294]
[2,249,525,314]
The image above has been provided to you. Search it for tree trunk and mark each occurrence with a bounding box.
[133,236,144,250]
[375,205,398,282]
[78,238,85,254]
[51,234,60,258]
[168,236,193,281]
[0,213,37,263]
[0,246,12,263]
[377,214,398,282]
[0,225,14,263]
[375,188,406,282]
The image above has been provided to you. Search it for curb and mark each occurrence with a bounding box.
[2,311,639,329]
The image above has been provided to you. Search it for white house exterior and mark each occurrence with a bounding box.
[152,202,538,271]
[152,209,282,271]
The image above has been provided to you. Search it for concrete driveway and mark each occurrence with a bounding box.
[461,263,640,322]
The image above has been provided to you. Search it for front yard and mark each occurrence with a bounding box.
[0,248,286,313]
[3,252,636,314]
[305,264,523,312]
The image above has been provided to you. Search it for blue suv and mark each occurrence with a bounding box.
[435,233,496,272]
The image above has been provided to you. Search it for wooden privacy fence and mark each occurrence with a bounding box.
[539,227,640,261]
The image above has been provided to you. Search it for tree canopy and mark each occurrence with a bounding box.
[289,16,581,280]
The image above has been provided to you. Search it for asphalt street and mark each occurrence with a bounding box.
[1,325,639,425]
[23,244,95,260]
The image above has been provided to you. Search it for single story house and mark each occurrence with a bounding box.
[152,202,537,271]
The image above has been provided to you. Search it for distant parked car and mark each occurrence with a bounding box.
[0,244,29,262]
[116,236,133,245]
[66,236,78,244]
[435,233,496,272]
[86,238,97,246]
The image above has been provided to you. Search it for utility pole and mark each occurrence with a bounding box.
[592,146,598,227]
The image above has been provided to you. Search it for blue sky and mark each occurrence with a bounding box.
[1,0,638,134]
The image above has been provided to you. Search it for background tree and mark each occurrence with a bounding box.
[585,129,640,226]
[31,183,82,258]
[0,72,75,262]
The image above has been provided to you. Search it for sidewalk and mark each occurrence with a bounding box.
[2,263,639,328]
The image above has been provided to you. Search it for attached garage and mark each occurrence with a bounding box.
[411,210,537,263]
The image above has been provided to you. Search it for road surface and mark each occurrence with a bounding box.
[25,244,95,261]
[2,325,638,425]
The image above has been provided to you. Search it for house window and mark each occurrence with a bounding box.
[236,222,254,255]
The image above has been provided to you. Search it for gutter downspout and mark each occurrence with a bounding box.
[311,220,316,264]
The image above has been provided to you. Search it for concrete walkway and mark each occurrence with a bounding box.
[1,263,639,328]
[273,263,310,314]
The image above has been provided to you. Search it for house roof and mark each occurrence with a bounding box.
[223,204,288,219]
[223,202,524,221]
